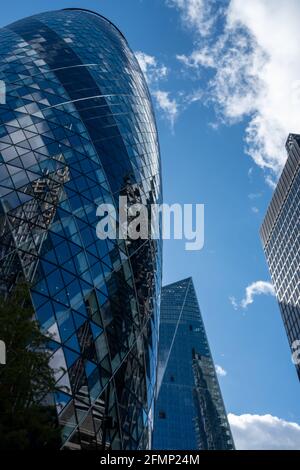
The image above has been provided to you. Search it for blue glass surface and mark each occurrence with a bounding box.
[0,8,162,450]
[153,278,234,450]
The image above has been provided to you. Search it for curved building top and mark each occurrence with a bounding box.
[62,8,128,42]
[0,8,162,450]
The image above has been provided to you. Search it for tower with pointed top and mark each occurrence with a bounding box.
[153,278,234,450]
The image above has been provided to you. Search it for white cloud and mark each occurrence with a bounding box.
[230,280,275,310]
[229,413,300,450]
[229,296,239,311]
[169,0,300,181]
[168,0,218,37]
[265,173,277,190]
[184,88,203,104]
[153,90,179,128]
[248,167,253,179]
[248,192,262,200]
[241,280,275,308]
[251,206,259,213]
[177,48,215,68]
[135,52,180,128]
[215,364,227,377]
[135,51,168,85]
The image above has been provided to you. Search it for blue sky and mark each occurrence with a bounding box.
[2,0,300,449]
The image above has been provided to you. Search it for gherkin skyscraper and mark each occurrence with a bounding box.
[0,9,162,449]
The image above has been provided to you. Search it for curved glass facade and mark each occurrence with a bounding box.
[0,9,162,449]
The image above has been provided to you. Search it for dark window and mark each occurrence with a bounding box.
[159,411,166,419]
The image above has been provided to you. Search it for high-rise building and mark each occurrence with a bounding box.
[0,9,162,449]
[153,278,234,450]
[260,133,300,381]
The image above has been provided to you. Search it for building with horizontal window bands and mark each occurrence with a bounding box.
[0,9,162,449]
[260,134,300,381]
[153,278,234,450]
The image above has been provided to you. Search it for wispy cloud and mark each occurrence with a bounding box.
[248,167,254,180]
[230,280,275,310]
[229,413,300,450]
[265,174,277,190]
[135,46,207,129]
[168,0,219,37]
[135,51,181,128]
[215,364,227,377]
[135,51,168,85]
[229,296,239,311]
[248,192,262,200]
[177,48,215,69]
[241,281,275,308]
[168,0,300,183]
[152,90,179,129]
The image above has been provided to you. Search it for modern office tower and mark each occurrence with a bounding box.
[0,9,162,449]
[260,133,300,381]
[153,278,234,450]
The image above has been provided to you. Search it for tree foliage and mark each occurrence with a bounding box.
[0,283,61,449]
